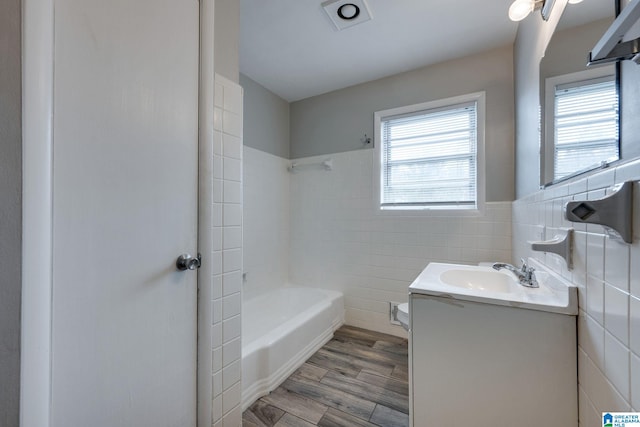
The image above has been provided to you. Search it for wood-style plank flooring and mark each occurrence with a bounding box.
[242,326,409,427]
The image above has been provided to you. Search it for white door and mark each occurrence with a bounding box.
[50,0,199,425]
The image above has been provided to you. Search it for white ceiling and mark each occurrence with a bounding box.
[239,0,612,102]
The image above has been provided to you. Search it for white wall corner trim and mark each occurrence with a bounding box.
[20,0,54,424]
[197,1,215,426]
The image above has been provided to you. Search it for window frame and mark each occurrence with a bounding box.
[543,65,618,184]
[373,92,486,216]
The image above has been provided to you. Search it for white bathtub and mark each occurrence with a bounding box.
[241,287,344,410]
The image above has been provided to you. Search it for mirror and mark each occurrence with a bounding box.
[540,1,619,186]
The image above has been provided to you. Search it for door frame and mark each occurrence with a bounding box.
[20,0,215,426]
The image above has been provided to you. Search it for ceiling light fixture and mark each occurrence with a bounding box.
[568,0,583,4]
[508,0,556,22]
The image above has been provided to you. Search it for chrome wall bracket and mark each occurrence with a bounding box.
[565,181,633,244]
[530,228,574,269]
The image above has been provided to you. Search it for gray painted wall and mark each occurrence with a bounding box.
[513,0,567,198]
[540,18,611,87]
[215,0,239,83]
[290,45,515,202]
[0,0,22,424]
[240,73,290,158]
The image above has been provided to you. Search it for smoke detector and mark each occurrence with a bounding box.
[322,0,372,31]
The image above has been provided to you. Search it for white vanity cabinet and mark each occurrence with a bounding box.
[409,295,577,427]
[408,261,578,427]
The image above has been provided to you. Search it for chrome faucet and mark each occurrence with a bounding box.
[492,259,538,288]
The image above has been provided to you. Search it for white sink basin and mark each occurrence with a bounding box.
[440,269,516,293]
[408,259,578,315]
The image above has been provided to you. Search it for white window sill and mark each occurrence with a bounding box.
[375,204,486,218]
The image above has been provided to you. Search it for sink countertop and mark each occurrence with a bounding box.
[408,259,578,315]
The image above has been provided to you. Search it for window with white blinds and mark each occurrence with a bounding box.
[554,76,619,181]
[377,98,480,210]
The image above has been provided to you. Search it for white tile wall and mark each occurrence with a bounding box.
[632,296,640,356]
[241,137,640,425]
[212,74,243,427]
[289,149,513,337]
[242,146,290,298]
[513,159,640,425]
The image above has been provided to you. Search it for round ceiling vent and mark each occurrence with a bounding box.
[322,0,372,31]
[337,3,360,20]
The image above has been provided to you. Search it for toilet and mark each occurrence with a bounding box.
[396,303,409,331]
